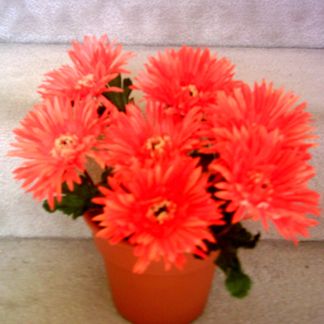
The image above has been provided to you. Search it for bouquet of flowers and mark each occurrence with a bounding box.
[10,35,320,298]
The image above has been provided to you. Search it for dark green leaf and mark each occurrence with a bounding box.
[43,200,54,213]
[216,249,240,271]
[100,166,114,184]
[209,223,260,251]
[122,78,133,103]
[209,223,259,298]
[190,151,218,172]
[223,223,261,249]
[103,75,133,112]
[42,175,100,219]
[108,74,122,88]
[99,166,114,190]
[215,249,252,298]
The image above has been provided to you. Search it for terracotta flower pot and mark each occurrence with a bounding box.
[84,212,218,324]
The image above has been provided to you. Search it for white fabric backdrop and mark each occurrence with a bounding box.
[0,0,324,47]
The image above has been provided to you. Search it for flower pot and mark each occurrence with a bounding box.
[84,212,217,324]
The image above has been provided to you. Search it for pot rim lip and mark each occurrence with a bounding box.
[83,211,136,249]
[83,210,219,274]
[83,210,102,233]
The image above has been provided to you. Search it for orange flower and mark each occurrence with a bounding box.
[210,125,319,242]
[39,34,133,104]
[134,46,239,116]
[9,97,109,208]
[103,101,202,170]
[69,34,133,76]
[39,64,118,104]
[204,82,316,156]
[93,157,224,273]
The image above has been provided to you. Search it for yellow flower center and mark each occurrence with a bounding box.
[147,199,177,224]
[187,84,199,97]
[247,170,274,208]
[181,84,199,97]
[75,73,95,89]
[51,134,79,158]
[248,171,271,190]
[145,135,171,156]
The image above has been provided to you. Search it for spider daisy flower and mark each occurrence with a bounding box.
[103,101,203,169]
[210,125,319,242]
[93,157,224,273]
[39,34,133,103]
[203,81,316,156]
[39,64,120,104]
[9,97,109,208]
[68,34,133,76]
[134,46,239,116]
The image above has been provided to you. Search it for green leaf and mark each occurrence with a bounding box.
[103,75,133,112]
[216,249,252,298]
[43,200,54,213]
[122,78,133,102]
[216,249,240,271]
[209,223,259,298]
[42,176,100,219]
[223,223,261,249]
[225,269,252,298]
[108,74,122,88]
[100,166,114,184]
[190,151,217,172]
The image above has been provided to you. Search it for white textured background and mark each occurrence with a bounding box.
[1,0,324,48]
[0,1,323,239]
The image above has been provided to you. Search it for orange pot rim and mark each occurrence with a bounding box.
[83,211,219,275]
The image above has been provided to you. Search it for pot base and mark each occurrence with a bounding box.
[84,213,217,324]
[97,237,216,324]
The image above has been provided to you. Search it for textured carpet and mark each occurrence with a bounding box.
[0,239,323,324]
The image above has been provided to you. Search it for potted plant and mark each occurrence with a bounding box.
[9,35,320,324]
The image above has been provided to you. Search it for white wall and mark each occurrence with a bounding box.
[0,0,324,48]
